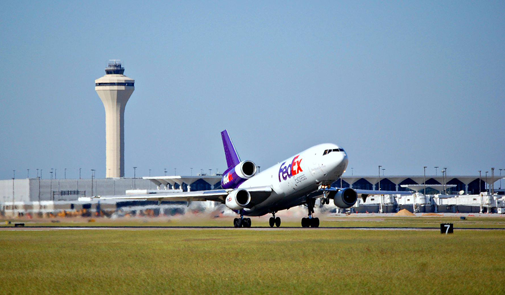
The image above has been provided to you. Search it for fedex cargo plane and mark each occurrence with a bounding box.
[100,130,399,228]
[218,130,356,228]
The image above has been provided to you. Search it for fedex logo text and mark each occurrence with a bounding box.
[278,155,303,182]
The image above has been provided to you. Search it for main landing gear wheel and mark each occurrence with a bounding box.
[301,217,320,228]
[269,217,275,228]
[234,218,251,228]
[269,213,281,228]
[233,218,241,228]
[275,217,281,227]
[301,198,319,228]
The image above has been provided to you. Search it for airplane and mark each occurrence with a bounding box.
[98,130,408,228]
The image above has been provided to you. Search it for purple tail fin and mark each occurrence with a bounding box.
[221,130,241,169]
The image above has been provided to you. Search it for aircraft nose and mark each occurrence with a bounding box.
[339,153,349,171]
[328,151,348,175]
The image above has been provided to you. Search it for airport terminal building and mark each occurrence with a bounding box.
[1,174,503,217]
[0,174,502,204]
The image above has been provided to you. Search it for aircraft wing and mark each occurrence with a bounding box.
[96,189,233,203]
[95,186,273,204]
[319,187,413,196]
[353,189,413,196]
[317,187,413,204]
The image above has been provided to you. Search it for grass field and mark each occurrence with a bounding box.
[1,228,505,294]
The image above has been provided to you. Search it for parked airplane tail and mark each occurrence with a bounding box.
[221,130,241,169]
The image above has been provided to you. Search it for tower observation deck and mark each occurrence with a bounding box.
[95,60,135,178]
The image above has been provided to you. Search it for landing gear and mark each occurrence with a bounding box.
[234,218,241,228]
[269,212,281,228]
[301,217,319,228]
[301,198,320,228]
[234,216,251,228]
[243,218,251,228]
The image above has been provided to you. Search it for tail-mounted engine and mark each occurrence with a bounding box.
[221,160,257,189]
[225,189,251,210]
[333,188,358,208]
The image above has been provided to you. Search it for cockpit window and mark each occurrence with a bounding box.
[323,148,345,155]
[323,149,344,156]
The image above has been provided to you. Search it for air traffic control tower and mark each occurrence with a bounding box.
[95,61,135,178]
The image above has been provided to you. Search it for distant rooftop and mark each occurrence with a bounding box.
[105,60,125,75]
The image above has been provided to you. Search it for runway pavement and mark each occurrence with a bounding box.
[2,226,505,231]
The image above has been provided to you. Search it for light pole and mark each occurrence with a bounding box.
[479,170,482,193]
[50,169,53,201]
[435,166,439,176]
[133,167,137,189]
[382,168,385,190]
[27,169,29,178]
[55,169,57,179]
[38,175,41,203]
[500,169,502,189]
[164,168,167,176]
[12,170,15,210]
[484,171,489,192]
[441,169,445,194]
[491,167,495,195]
[36,168,39,178]
[423,166,427,195]
[443,167,447,194]
[378,165,382,191]
[64,168,67,179]
[174,168,177,175]
[351,168,354,176]
[91,169,95,197]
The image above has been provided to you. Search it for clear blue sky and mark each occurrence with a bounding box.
[1,1,504,180]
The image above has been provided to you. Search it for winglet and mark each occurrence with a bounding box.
[221,130,241,168]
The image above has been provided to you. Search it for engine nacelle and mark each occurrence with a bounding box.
[334,188,358,208]
[221,160,257,189]
[225,189,251,210]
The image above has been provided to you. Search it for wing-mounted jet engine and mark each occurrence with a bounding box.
[333,188,358,208]
[322,187,358,208]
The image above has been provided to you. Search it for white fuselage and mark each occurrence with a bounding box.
[238,143,348,216]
